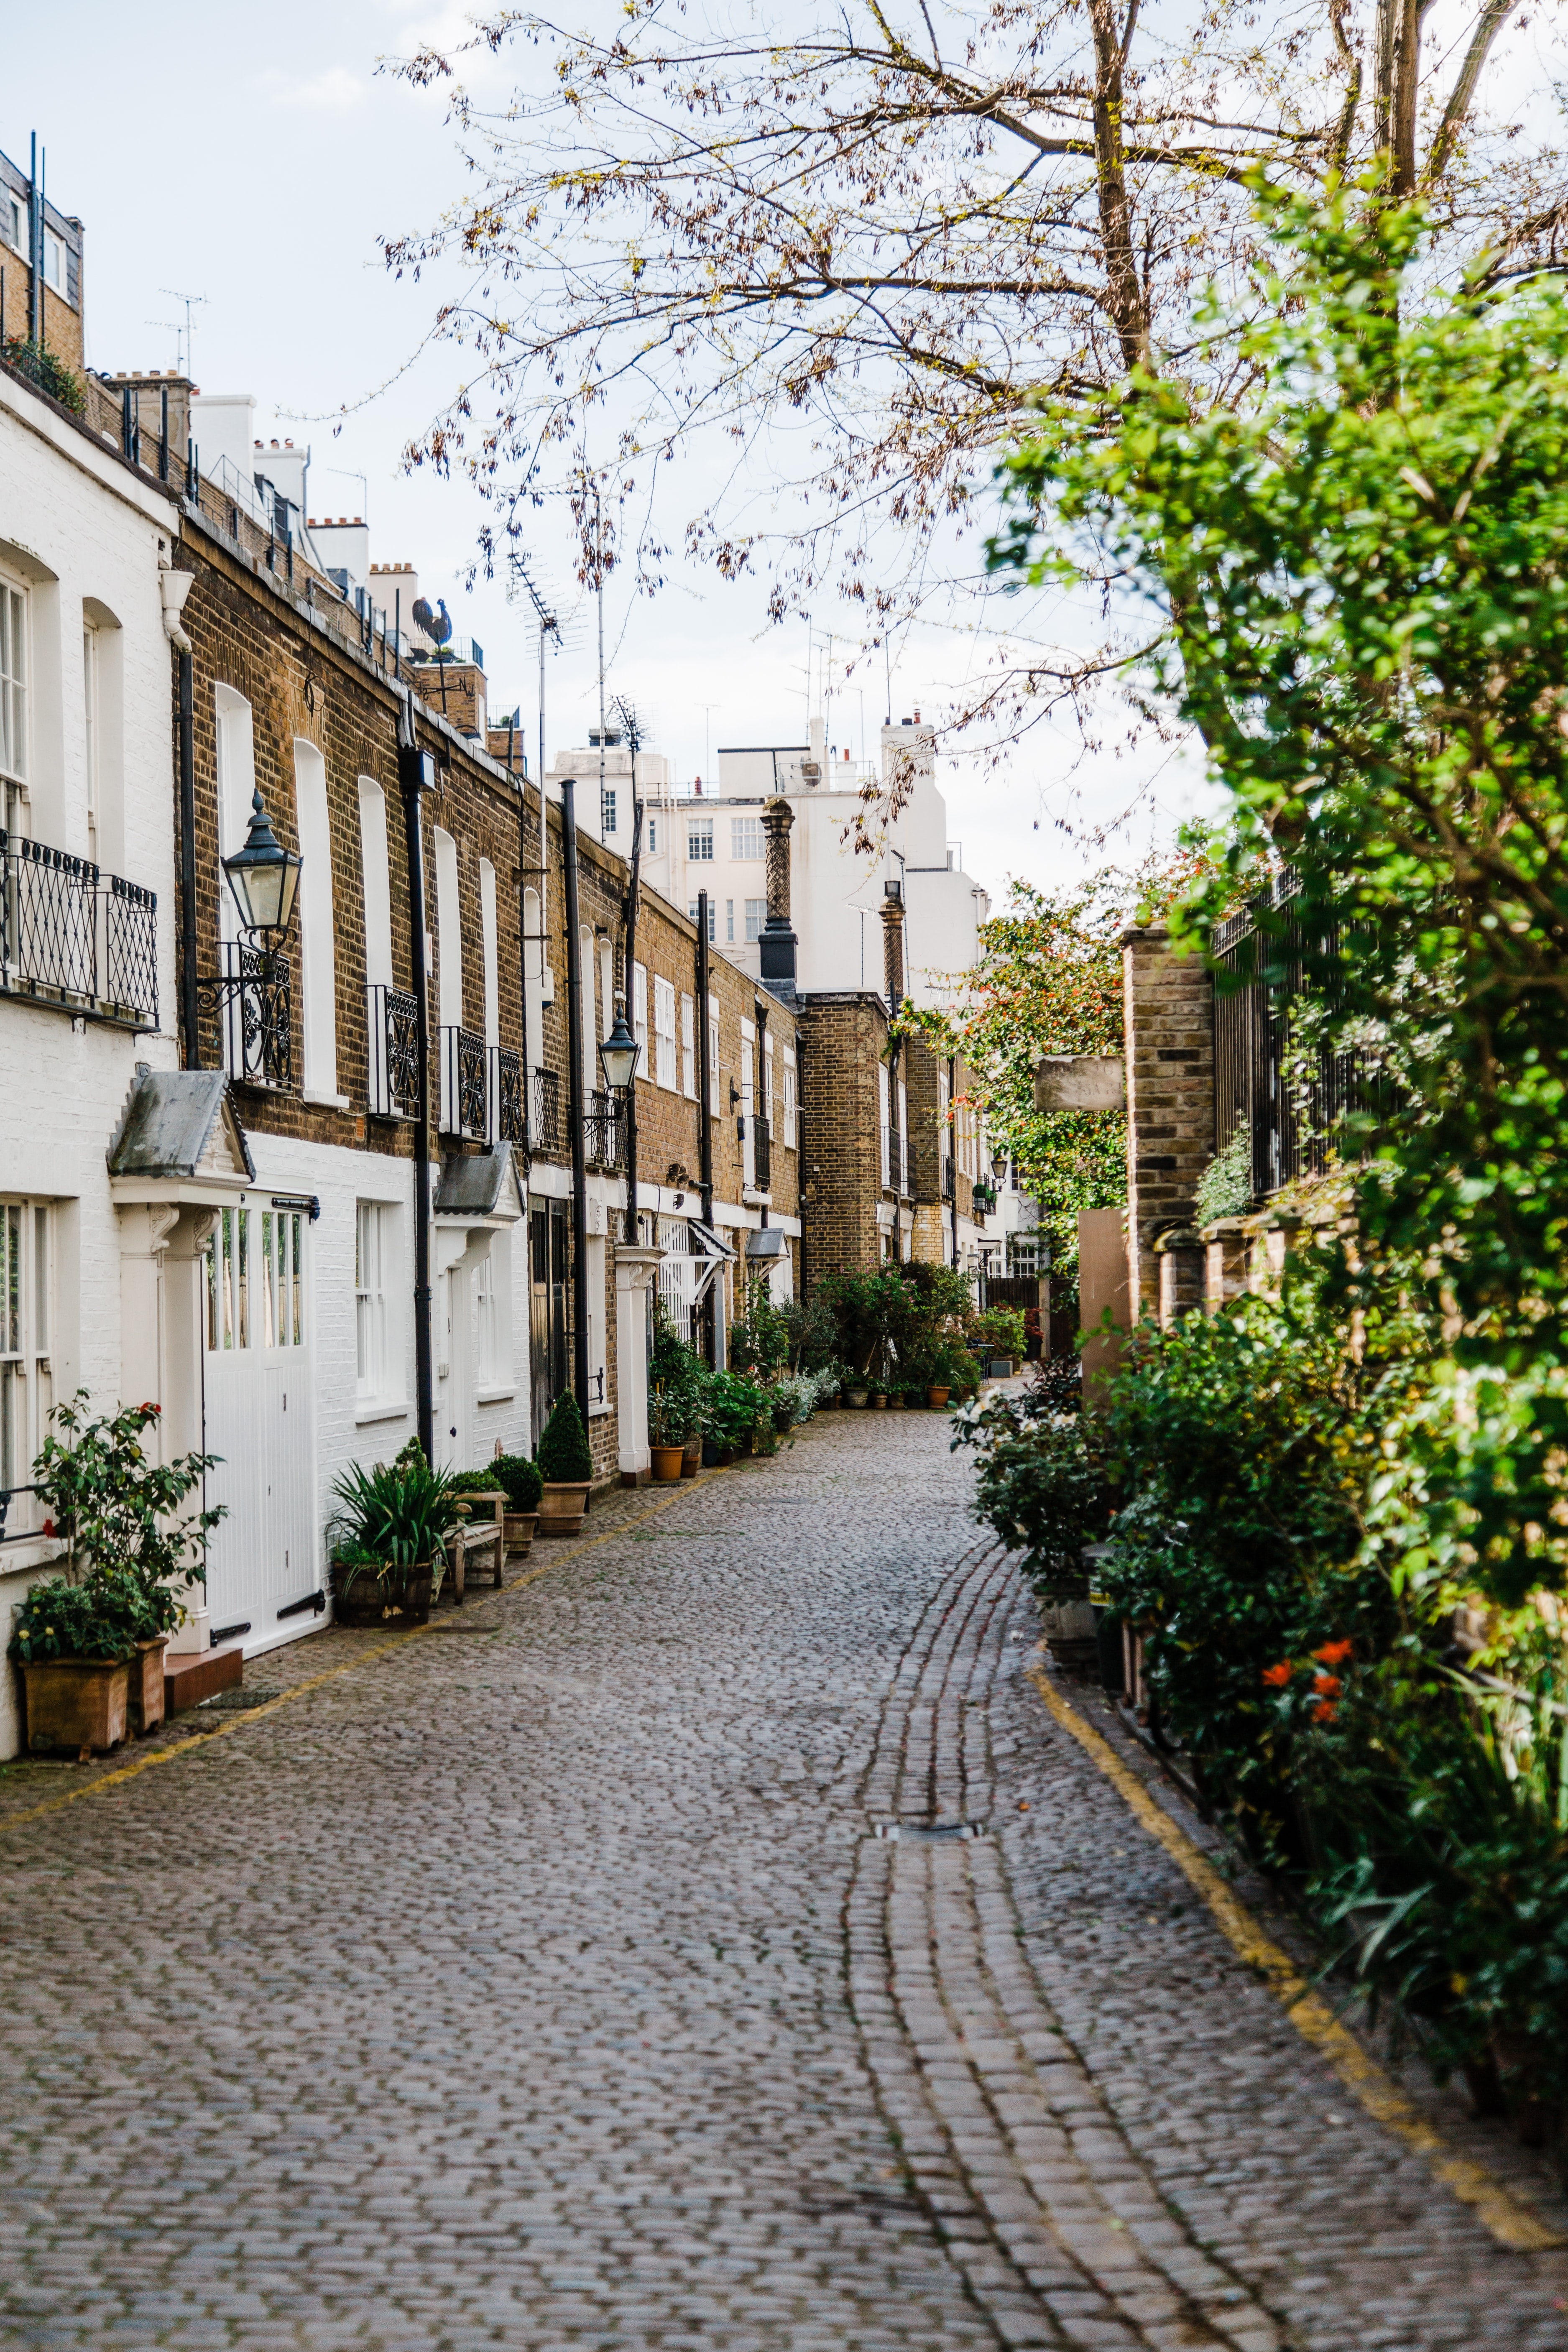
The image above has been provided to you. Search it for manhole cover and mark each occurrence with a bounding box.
[872,1820,986,1842]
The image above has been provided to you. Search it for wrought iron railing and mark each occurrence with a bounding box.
[493,1045,525,1145]
[584,1087,623,1170]
[198,939,292,1090]
[0,833,158,1029]
[1212,870,1378,1202]
[367,983,420,1120]
[440,1024,489,1141]
[532,1066,562,1154]
[881,1123,907,1195]
[753,1113,772,1192]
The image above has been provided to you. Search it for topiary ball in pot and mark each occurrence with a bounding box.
[536,1393,593,1535]
[490,1451,544,1557]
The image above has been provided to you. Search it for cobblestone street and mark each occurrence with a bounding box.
[4,1407,1568,2351]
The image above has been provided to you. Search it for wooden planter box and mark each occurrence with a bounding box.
[332,1563,435,1627]
[538,1481,590,1535]
[22,1657,130,1757]
[130,1637,169,1736]
[503,1511,537,1558]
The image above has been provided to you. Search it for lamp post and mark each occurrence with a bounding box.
[598,994,641,1094]
[222,787,302,942]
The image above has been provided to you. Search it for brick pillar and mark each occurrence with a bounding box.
[1122,923,1214,1317]
[758,796,797,1000]
[1203,1218,1250,1315]
[881,882,905,1012]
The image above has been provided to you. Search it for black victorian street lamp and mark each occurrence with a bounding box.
[223,787,303,942]
[991,1144,1009,1190]
[598,994,641,1093]
[198,785,303,1091]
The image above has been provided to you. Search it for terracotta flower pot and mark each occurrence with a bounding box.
[889,1394,906,1410]
[651,1443,686,1483]
[927,1386,951,1410]
[539,1480,590,1535]
[130,1637,169,1736]
[872,1394,887,1410]
[503,1511,537,1559]
[22,1657,130,1757]
[681,1439,701,1479]
[848,1389,868,1409]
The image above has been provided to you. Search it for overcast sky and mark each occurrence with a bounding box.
[10,3,1226,913]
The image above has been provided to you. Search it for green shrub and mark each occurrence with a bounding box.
[955,1393,1111,1600]
[490,1453,544,1513]
[538,1391,592,1482]
[700,1370,770,1445]
[8,1569,148,1663]
[332,1453,462,1567]
[3,338,86,413]
[730,1282,791,1379]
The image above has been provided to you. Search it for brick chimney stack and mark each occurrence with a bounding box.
[880,880,905,1014]
[758,795,798,1001]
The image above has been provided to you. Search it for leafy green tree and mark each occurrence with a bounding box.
[996,182,1568,1603]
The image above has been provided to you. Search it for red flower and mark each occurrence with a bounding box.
[1313,1673,1343,1699]
[140,1402,161,1417]
[1313,1640,1353,1667]
[1262,1661,1294,1688]
[41,1518,55,1538]
[1312,1700,1339,1725]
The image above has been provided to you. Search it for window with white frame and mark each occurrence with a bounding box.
[687,899,716,942]
[688,817,714,861]
[43,232,63,292]
[725,898,735,942]
[654,974,678,1089]
[744,897,766,944]
[476,1232,513,1394]
[82,623,100,856]
[730,816,764,861]
[782,1051,797,1147]
[633,960,649,1074]
[601,786,618,836]
[763,1032,775,1135]
[0,573,28,833]
[207,1206,307,1353]
[0,1200,52,1543]
[355,1202,393,1405]
[648,818,657,853]
[0,196,20,251]
[681,992,696,1098]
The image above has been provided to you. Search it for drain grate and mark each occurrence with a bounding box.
[872,1819,986,1842]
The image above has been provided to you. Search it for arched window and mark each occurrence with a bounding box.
[523,886,544,1078]
[213,686,256,950]
[293,739,337,1098]
[579,923,597,1098]
[432,826,462,1031]
[357,776,393,989]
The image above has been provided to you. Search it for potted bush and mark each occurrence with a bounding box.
[15,1393,222,1746]
[538,1392,593,1532]
[848,1383,869,1407]
[490,1453,543,1555]
[9,1571,144,1756]
[648,1385,688,1482]
[329,1448,460,1624]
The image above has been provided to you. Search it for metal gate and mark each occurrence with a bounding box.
[203,1204,319,1647]
[529,1200,569,1446]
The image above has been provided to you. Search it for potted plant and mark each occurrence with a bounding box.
[16,1393,222,1746]
[538,1392,593,1532]
[329,1448,460,1624]
[8,1571,145,1756]
[648,1384,688,1482]
[490,1453,543,1555]
[848,1383,869,1407]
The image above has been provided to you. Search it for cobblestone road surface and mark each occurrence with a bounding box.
[3,1407,1568,2351]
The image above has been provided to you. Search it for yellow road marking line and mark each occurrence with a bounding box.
[1026,1661,1567,2255]
[0,1470,726,1838]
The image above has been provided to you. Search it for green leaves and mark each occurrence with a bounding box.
[330,1454,462,1566]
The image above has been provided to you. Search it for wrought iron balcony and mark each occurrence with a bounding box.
[753,1113,772,1193]
[881,1123,908,1195]
[584,1087,624,1170]
[532,1066,562,1154]
[439,1023,489,1141]
[197,939,291,1090]
[493,1045,525,1146]
[367,983,420,1120]
[0,832,158,1029]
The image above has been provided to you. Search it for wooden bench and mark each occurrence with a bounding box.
[446,1494,508,1604]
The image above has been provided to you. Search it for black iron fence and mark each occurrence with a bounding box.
[367,983,420,1120]
[493,1046,525,1147]
[1212,871,1376,1200]
[198,940,291,1090]
[584,1088,623,1170]
[440,1024,489,1141]
[0,833,158,1029]
[753,1113,772,1192]
[532,1066,562,1154]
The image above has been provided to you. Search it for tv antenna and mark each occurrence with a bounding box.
[159,287,208,383]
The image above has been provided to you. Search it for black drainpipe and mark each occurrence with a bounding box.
[178,649,198,1067]
[623,795,643,1246]
[398,715,436,1463]
[948,1051,960,1269]
[696,887,715,1363]
[560,776,591,1423]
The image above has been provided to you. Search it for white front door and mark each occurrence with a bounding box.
[203,1204,319,1647]
[435,1258,471,1471]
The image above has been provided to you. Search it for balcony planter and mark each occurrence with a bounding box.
[927,1386,951,1410]
[332,1561,436,1628]
[130,1637,170,1736]
[651,1443,686,1483]
[21,1657,130,1757]
[681,1438,702,1479]
[503,1512,537,1559]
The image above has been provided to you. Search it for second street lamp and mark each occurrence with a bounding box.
[223,786,302,942]
[598,994,641,1093]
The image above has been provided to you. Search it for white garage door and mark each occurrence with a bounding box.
[202,1204,319,1648]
